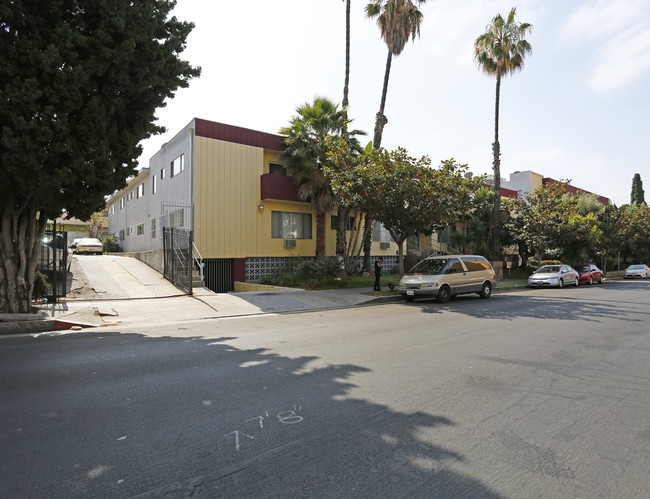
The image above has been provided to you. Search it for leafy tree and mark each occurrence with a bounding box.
[326,144,482,275]
[631,173,646,205]
[510,182,575,265]
[279,98,364,259]
[595,204,625,271]
[0,0,200,313]
[623,203,650,262]
[474,7,532,260]
[85,211,107,239]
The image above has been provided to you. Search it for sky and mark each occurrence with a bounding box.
[136,0,650,207]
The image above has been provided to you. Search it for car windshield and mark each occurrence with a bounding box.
[407,258,448,275]
[574,265,589,271]
[628,265,643,269]
[536,265,561,273]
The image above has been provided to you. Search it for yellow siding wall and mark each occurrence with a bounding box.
[194,137,264,258]
[263,150,282,170]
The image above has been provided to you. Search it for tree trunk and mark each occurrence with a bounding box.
[316,212,326,259]
[342,0,351,112]
[336,206,347,256]
[362,216,373,273]
[490,72,502,260]
[0,196,47,313]
[397,239,406,276]
[373,49,393,149]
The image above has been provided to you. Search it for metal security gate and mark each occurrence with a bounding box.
[203,259,234,293]
[162,227,193,294]
[38,229,69,303]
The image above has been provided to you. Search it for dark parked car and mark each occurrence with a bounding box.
[574,264,603,285]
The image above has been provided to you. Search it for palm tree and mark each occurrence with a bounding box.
[362,0,427,271]
[279,98,364,259]
[474,7,532,260]
[337,0,353,257]
[366,0,427,149]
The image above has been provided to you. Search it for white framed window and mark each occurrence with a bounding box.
[169,209,184,228]
[271,211,312,239]
[151,219,156,238]
[119,229,125,241]
[137,183,144,199]
[120,198,125,209]
[161,167,166,179]
[136,223,144,236]
[128,226,134,236]
[372,221,394,243]
[152,174,157,194]
[110,205,115,214]
[171,154,184,177]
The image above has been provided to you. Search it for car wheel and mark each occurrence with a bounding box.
[558,278,564,288]
[479,282,492,299]
[574,277,579,287]
[437,285,451,303]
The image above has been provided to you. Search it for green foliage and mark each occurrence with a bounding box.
[295,257,343,282]
[32,271,49,299]
[631,173,646,205]
[279,97,365,258]
[102,235,120,253]
[1,0,200,313]
[260,274,298,288]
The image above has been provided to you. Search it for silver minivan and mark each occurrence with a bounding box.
[397,255,497,303]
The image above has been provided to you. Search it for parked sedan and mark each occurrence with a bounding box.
[624,264,650,279]
[574,264,603,285]
[528,264,579,288]
[75,238,103,255]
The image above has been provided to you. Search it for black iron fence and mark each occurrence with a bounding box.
[37,229,69,303]
[162,227,193,294]
[203,259,234,293]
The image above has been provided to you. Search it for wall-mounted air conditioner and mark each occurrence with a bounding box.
[380,242,390,249]
[283,239,296,248]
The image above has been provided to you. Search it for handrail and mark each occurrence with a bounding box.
[192,242,204,282]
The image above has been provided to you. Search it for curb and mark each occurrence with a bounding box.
[0,319,97,336]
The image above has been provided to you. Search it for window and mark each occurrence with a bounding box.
[151,219,156,238]
[119,229,125,241]
[269,162,287,175]
[271,211,312,239]
[128,226,134,236]
[110,205,115,214]
[152,174,157,194]
[171,154,184,177]
[169,209,184,228]
[461,256,490,272]
[372,221,394,242]
[161,167,166,179]
[136,223,144,236]
[120,198,125,209]
[137,183,144,199]
[448,258,464,273]
[330,215,356,230]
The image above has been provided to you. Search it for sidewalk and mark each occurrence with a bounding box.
[0,255,400,335]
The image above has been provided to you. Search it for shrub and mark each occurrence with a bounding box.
[296,257,342,282]
[102,235,121,253]
[33,271,49,299]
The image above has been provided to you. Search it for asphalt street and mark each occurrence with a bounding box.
[1,281,649,498]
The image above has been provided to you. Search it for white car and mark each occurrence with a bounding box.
[624,264,650,279]
[75,238,103,255]
[528,264,579,288]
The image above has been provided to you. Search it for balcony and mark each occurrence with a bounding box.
[260,173,302,203]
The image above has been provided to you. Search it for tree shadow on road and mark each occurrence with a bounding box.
[1,330,504,498]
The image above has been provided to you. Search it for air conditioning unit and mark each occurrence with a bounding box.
[283,239,296,248]
[380,242,390,250]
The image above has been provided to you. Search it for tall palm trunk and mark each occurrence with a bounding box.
[316,212,326,259]
[363,49,393,271]
[373,49,393,149]
[490,72,502,260]
[337,0,352,257]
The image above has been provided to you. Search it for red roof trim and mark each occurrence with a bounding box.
[543,177,610,205]
[194,118,285,151]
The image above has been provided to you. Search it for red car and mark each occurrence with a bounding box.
[574,264,603,284]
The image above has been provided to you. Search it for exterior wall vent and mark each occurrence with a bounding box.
[283,239,296,249]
